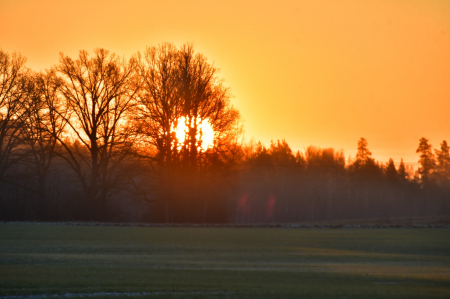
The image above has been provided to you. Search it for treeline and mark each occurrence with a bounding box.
[234,138,449,223]
[0,46,449,223]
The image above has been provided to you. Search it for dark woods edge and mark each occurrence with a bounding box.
[0,46,449,224]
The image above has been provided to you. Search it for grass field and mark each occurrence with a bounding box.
[0,223,449,298]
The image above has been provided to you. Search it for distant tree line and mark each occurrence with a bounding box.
[234,138,449,223]
[0,46,449,223]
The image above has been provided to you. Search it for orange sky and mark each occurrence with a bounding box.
[1,0,449,165]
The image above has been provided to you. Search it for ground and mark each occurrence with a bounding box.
[0,223,449,298]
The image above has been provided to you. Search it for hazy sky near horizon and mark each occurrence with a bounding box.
[1,0,449,164]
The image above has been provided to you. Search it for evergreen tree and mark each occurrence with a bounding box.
[385,158,397,181]
[397,158,407,181]
[416,137,436,184]
[435,140,450,184]
[350,138,381,177]
[356,137,372,165]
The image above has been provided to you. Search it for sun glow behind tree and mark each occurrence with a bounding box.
[172,116,214,151]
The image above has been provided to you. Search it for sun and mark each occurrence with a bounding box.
[173,116,214,150]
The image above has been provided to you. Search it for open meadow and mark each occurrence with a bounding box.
[0,223,449,299]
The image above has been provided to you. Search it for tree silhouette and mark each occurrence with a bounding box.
[434,140,450,185]
[176,44,238,173]
[134,43,182,168]
[416,137,435,184]
[305,146,345,173]
[349,138,381,178]
[397,158,407,181]
[356,137,373,165]
[135,43,241,170]
[385,158,397,181]
[19,70,67,218]
[51,49,140,219]
[134,43,241,222]
[0,50,28,181]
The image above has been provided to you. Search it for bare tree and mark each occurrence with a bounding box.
[52,49,140,219]
[135,43,241,171]
[134,43,182,168]
[176,44,239,172]
[0,50,28,180]
[19,70,67,218]
[135,43,242,222]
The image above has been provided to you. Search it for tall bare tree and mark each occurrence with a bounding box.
[135,43,241,171]
[176,44,239,172]
[0,50,28,180]
[134,43,183,168]
[52,49,140,218]
[135,43,242,222]
[19,70,67,218]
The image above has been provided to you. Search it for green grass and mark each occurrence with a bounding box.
[1,224,450,298]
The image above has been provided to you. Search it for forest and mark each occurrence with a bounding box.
[0,44,449,223]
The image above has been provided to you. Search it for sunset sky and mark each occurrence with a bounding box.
[1,0,449,165]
